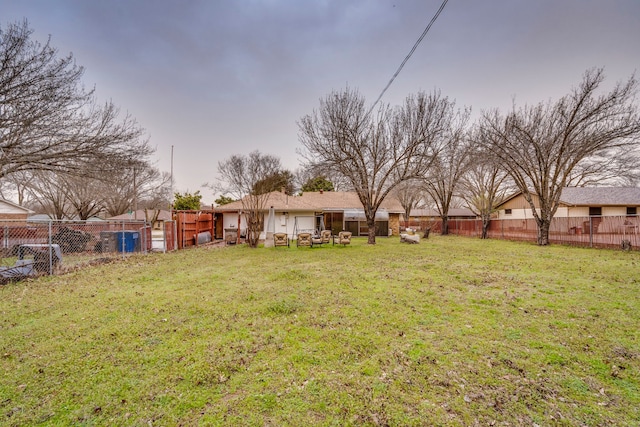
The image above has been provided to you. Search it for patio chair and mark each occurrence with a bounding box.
[297,232,312,247]
[320,230,332,244]
[273,232,289,247]
[334,231,352,246]
[311,232,323,247]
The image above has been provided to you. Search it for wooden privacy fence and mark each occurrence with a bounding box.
[163,221,177,251]
[173,210,216,249]
[405,215,639,250]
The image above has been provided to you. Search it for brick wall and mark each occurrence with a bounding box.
[389,213,400,236]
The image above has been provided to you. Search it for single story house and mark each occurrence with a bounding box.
[496,187,640,220]
[0,199,33,222]
[496,187,640,234]
[215,191,404,240]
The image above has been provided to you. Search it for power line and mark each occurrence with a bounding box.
[368,0,449,114]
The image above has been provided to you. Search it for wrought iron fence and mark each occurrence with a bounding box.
[0,219,163,282]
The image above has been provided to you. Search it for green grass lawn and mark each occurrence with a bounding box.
[1,236,639,426]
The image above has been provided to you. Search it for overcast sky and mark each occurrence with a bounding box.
[2,0,639,203]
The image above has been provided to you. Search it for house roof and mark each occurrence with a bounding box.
[559,187,640,206]
[216,191,404,213]
[107,209,172,221]
[498,187,640,208]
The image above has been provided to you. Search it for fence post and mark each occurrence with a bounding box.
[140,222,144,254]
[48,220,53,275]
[163,222,167,253]
[173,221,178,251]
[589,217,593,248]
[121,220,126,259]
[195,212,199,247]
[182,214,186,249]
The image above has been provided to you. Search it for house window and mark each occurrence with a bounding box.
[504,209,512,215]
[628,207,637,217]
[589,207,602,217]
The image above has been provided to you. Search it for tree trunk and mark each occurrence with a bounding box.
[423,228,431,239]
[246,214,260,248]
[481,215,490,239]
[537,219,551,246]
[367,217,377,244]
[441,216,449,235]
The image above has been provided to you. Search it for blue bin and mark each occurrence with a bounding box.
[116,231,140,253]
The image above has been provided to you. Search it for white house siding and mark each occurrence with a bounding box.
[223,210,319,240]
[565,206,630,217]
[603,207,629,216]
[498,208,541,220]
[501,206,631,219]
[292,214,314,233]
[0,199,31,221]
[566,207,589,217]
[498,193,638,220]
[0,204,27,214]
[221,212,246,239]
[269,211,317,237]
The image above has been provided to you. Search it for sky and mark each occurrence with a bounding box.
[1,0,639,204]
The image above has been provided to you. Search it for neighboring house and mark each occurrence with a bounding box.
[215,191,404,239]
[107,209,172,222]
[0,199,33,222]
[496,187,640,220]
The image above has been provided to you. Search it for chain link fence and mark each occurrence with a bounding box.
[0,219,160,283]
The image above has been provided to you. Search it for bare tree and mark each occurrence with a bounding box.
[1,20,150,181]
[62,172,105,220]
[0,170,36,205]
[422,108,472,235]
[217,151,282,248]
[23,170,71,219]
[298,88,453,244]
[460,144,511,239]
[101,160,171,217]
[566,148,640,187]
[392,179,425,229]
[480,68,640,245]
[20,155,167,220]
[138,171,173,211]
